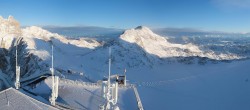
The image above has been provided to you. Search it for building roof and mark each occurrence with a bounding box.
[0,87,58,110]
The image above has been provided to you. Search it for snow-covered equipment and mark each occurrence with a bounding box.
[15,38,20,89]
[49,44,59,106]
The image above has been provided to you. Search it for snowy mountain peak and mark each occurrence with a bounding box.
[119,26,241,60]
[0,16,21,37]
[8,15,15,21]
[120,26,165,44]
[135,26,150,30]
[22,26,59,41]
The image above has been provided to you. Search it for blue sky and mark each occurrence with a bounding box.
[0,0,250,32]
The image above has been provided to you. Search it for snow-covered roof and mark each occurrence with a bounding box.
[29,77,139,110]
[0,87,58,110]
[57,79,138,110]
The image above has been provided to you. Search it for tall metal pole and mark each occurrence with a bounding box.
[108,47,111,84]
[52,44,54,76]
[16,44,17,67]
[124,68,127,86]
[50,44,57,106]
[15,38,20,89]
[101,47,120,109]
[106,47,112,109]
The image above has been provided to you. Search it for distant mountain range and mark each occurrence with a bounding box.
[1,16,250,110]
[0,15,249,81]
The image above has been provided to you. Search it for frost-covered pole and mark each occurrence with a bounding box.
[50,44,58,106]
[113,82,118,104]
[15,38,20,89]
[107,47,112,108]
[108,47,111,85]
[123,68,127,86]
[16,44,17,66]
[100,47,120,110]
[55,76,59,98]
[50,44,55,105]
[52,44,54,76]
[102,47,113,110]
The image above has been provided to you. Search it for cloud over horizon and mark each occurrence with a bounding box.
[212,0,250,10]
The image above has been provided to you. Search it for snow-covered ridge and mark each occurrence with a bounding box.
[0,16,243,62]
[0,16,101,50]
[0,16,102,70]
[0,16,103,81]
[120,26,242,60]
[22,26,101,49]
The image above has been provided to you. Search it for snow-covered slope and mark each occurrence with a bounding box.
[21,26,101,61]
[0,16,247,81]
[0,16,244,78]
[0,16,102,83]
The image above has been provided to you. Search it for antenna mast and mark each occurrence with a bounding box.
[108,47,111,84]
[100,47,120,110]
[52,45,54,76]
[15,38,20,89]
[16,45,17,66]
[50,44,59,106]
[124,68,127,86]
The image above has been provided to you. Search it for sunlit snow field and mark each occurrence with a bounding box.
[44,27,250,110]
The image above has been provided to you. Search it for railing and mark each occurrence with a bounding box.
[59,78,100,87]
[132,85,144,110]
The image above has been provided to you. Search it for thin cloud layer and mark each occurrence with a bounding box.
[212,0,250,9]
